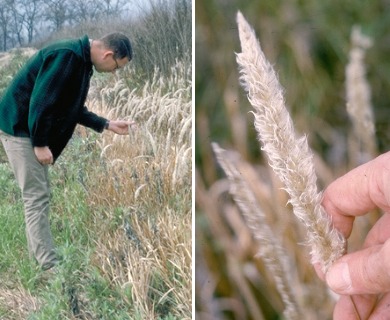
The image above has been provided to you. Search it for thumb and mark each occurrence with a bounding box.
[326,241,390,295]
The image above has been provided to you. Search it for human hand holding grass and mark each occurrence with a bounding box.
[322,151,390,319]
[106,120,137,135]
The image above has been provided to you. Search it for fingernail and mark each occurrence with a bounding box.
[326,262,352,294]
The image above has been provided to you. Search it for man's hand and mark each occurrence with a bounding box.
[320,151,390,319]
[106,120,137,135]
[34,146,53,165]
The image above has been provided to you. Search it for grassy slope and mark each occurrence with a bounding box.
[0,51,191,320]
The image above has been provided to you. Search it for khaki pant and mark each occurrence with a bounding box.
[0,130,58,270]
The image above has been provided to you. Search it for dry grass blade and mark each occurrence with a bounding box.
[212,142,303,320]
[235,11,346,272]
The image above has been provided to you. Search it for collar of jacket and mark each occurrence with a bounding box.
[81,35,93,77]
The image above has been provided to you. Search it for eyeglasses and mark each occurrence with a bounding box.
[113,56,119,70]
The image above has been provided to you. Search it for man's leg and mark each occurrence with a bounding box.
[0,131,58,270]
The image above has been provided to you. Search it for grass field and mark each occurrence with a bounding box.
[0,49,191,319]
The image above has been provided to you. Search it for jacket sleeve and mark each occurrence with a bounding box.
[78,106,107,132]
[29,50,83,147]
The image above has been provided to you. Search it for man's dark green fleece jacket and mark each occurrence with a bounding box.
[0,35,108,161]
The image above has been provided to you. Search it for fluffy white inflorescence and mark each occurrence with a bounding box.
[235,11,346,272]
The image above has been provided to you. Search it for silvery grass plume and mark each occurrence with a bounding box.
[212,142,303,320]
[346,25,376,160]
[235,11,346,273]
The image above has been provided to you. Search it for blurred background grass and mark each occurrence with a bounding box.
[196,0,390,177]
[195,0,390,319]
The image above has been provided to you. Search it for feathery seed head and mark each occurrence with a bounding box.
[236,11,346,272]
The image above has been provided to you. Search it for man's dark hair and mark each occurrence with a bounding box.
[100,32,133,61]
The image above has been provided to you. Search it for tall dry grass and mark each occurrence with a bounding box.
[48,62,192,319]
[85,62,192,319]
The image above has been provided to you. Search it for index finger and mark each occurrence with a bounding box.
[322,151,390,238]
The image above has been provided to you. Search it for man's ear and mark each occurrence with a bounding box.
[102,50,115,60]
